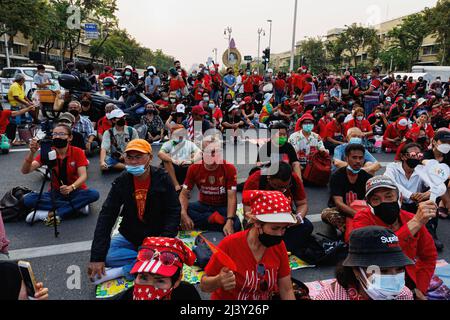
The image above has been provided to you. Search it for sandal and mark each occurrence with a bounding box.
[44,212,61,226]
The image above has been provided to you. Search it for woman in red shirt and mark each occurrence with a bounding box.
[345,107,373,139]
[200,190,296,300]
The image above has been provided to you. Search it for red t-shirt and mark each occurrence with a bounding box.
[242,75,254,93]
[155,99,169,108]
[133,176,151,222]
[345,119,372,136]
[184,162,237,206]
[383,123,404,140]
[243,170,306,204]
[204,229,291,300]
[325,120,345,141]
[97,116,112,136]
[0,110,12,135]
[316,117,332,139]
[213,108,223,123]
[169,78,186,91]
[274,79,286,91]
[35,146,89,190]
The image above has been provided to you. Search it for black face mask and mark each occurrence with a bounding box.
[337,116,345,123]
[417,137,427,144]
[53,138,69,149]
[258,230,283,248]
[406,159,421,169]
[116,118,126,127]
[69,110,80,117]
[372,202,400,225]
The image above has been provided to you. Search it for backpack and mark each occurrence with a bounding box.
[192,234,213,269]
[0,186,33,222]
[294,234,348,266]
[302,150,331,187]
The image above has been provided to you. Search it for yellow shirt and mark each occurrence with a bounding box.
[8,82,25,107]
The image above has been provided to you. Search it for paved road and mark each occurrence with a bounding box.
[1,145,449,300]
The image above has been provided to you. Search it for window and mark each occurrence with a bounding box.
[0,69,19,78]
[423,45,438,55]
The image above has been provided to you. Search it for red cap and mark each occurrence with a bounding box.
[130,237,196,276]
[192,105,208,116]
[242,190,296,224]
[299,112,314,123]
[396,117,408,129]
[244,96,252,104]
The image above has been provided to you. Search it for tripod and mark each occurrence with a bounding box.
[30,166,59,238]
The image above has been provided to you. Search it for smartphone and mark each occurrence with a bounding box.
[18,261,37,298]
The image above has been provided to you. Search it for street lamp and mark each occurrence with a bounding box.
[290,0,299,71]
[257,28,265,74]
[224,27,232,64]
[267,19,273,52]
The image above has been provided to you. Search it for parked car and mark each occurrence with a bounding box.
[0,67,61,100]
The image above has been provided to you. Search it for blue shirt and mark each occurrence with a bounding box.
[223,75,236,87]
[332,143,377,172]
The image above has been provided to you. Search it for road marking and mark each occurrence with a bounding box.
[9,148,29,153]
[9,241,92,260]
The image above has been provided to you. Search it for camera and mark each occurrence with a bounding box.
[39,120,56,167]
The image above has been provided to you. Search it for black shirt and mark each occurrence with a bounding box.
[117,281,201,300]
[257,142,299,166]
[328,167,373,208]
[71,131,86,150]
[368,114,386,136]
[81,107,102,124]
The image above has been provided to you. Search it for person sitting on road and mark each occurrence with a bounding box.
[333,128,381,175]
[352,176,438,300]
[384,143,444,252]
[243,162,312,259]
[288,112,328,170]
[21,124,100,225]
[179,135,241,236]
[382,117,409,153]
[0,103,35,144]
[140,102,165,144]
[200,190,296,301]
[321,144,373,235]
[0,210,9,260]
[56,112,87,151]
[222,103,246,142]
[324,108,348,156]
[80,93,102,126]
[68,100,98,156]
[100,109,138,172]
[158,125,202,193]
[96,103,117,143]
[88,139,181,284]
[315,226,414,300]
[257,122,302,179]
[117,237,201,301]
[0,261,49,300]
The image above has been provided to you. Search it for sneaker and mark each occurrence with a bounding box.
[26,210,50,224]
[79,205,90,216]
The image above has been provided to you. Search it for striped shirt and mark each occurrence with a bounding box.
[315,281,413,300]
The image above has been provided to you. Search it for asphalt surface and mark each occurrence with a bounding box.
[1,144,449,300]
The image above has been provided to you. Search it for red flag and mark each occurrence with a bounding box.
[199,234,237,272]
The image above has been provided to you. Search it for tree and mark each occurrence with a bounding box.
[424,0,450,65]
[0,0,48,38]
[338,24,380,69]
[325,39,345,73]
[298,37,326,74]
[386,13,431,70]
[379,48,410,72]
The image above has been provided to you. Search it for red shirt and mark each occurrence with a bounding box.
[345,119,372,136]
[0,110,12,135]
[184,162,237,206]
[406,81,416,96]
[411,123,434,139]
[35,146,89,190]
[383,123,406,141]
[204,229,291,300]
[194,80,211,101]
[213,108,223,123]
[316,116,332,139]
[325,120,345,141]
[242,75,254,93]
[169,78,186,91]
[243,170,306,204]
[97,116,112,136]
[133,176,151,222]
[353,208,437,293]
[274,79,286,91]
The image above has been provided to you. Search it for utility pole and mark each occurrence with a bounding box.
[213,48,218,64]
[257,28,265,74]
[3,29,11,68]
[267,20,273,53]
[290,0,299,72]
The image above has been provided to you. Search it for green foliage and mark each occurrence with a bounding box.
[424,0,450,65]
[379,48,410,72]
[298,37,326,74]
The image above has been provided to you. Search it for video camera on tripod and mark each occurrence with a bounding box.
[38,120,57,168]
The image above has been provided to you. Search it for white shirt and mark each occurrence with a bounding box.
[160,139,200,162]
[384,162,429,204]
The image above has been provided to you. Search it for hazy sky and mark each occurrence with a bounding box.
[116,0,438,69]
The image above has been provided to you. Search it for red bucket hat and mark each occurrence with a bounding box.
[299,112,314,124]
[130,237,196,277]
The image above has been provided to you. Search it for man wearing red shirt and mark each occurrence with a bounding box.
[98,66,116,98]
[169,68,186,92]
[242,70,254,95]
[210,68,222,102]
[193,73,211,103]
[405,77,416,97]
[251,71,263,93]
[314,107,334,138]
[324,108,347,155]
[383,117,409,153]
[180,137,241,236]
[0,104,35,138]
[352,176,437,299]
[21,124,99,223]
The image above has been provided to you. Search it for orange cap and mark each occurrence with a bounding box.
[125,139,152,154]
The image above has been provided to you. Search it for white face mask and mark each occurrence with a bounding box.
[358,268,405,300]
[437,143,450,155]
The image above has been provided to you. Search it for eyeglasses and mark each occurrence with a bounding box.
[406,152,424,159]
[137,248,182,268]
[257,264,268,292]
[52,132,69,138]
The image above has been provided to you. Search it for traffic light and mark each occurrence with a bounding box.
[262,48,271,69]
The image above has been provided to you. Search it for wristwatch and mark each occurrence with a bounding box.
[295,213,304,224]
[71,184,77,191]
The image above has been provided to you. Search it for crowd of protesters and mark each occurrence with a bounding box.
[1,59,450,301]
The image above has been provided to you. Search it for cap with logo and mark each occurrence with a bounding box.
[176,104,186,114]
[365,175,399,199]
[343,226,414,268]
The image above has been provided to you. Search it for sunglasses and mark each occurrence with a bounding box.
[257,263,269,292]
[137,248,182,268]
[406,152,424,159]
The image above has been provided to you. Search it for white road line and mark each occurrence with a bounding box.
[9,241,92,260]
[9,148,30,153]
